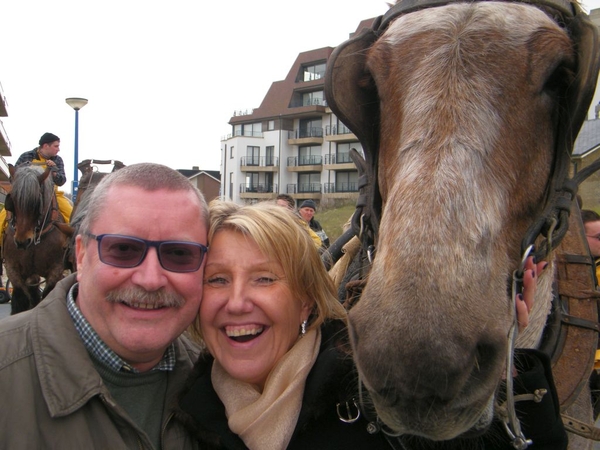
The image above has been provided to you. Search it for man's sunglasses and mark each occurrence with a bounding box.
[85,232,208,273]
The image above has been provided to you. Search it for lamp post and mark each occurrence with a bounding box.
[65,97,88,201]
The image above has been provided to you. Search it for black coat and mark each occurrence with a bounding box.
[175,323,567,450]
[175,320,391,449]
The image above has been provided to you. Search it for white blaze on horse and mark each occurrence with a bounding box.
[325,0,600,448]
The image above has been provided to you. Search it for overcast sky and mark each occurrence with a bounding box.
[2,0,599,194]
[1,1,390,192]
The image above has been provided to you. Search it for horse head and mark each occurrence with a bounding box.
[7,163,55,249]
[326,0,599,441]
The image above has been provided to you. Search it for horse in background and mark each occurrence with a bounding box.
[325,0,600,448]
[3,163,68,315]
[55,159,125,272]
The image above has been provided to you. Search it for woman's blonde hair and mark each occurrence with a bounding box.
[190,200,346,338]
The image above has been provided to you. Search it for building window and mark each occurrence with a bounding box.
[298,172,321,193]
[299,145,322,166]
[230,146,234,159]
[302,91,325,106]
[266,146,275,166]
[268,120,275,131]
[246,146,260,166]
[300,62,326,82]
[299,118,323,139]
[244,172,260,192]
[336,171,359,192]
[334,142,363,163]
[244,122,262,137]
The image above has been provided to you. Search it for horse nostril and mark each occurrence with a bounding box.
[15,238,32,250]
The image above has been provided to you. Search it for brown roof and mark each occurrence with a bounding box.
[229,47,334,124]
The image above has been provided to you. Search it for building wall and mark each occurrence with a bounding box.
[190,174,220,204]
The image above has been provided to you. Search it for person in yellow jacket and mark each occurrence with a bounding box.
[275,194,322,250]
[0,132,72,229]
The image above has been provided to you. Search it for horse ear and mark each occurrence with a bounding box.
[8,164,15,179]
[4,194,13,213]
[325,26,380,158]
[38,168,52,184]
[78,159,92,176]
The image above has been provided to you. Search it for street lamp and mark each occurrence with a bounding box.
[65,97,88,200]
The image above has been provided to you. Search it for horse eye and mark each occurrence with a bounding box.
[543,63,574,98]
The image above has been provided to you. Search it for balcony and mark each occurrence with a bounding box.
[240,156,279,172]
[0,120,11,157]
[287,127,324,146]
[233,130,263,138]
[324,124,356,142]
[286,155,322,172]
[239,183,279,200]
[289,98,328,108]
[285,183,323,196]
[324,182,358,193]
[323,182,359,201]
[323,153,356,171]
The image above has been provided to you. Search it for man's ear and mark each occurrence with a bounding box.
[75,235,86,281]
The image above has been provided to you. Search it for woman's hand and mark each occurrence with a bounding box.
[516,256,548,331]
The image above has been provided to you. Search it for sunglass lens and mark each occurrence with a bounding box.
[159,242,203,272]
[100,236,146,267]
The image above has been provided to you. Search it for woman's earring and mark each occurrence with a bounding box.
[301,320,307,337]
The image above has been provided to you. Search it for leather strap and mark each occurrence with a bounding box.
[551,203,600,410]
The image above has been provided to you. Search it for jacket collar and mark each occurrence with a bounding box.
[31,273,199,418]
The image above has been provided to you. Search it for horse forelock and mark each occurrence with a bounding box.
[11,165,53,217]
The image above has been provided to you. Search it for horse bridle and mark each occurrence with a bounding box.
[5,164,60,246]
[323,0,600,448]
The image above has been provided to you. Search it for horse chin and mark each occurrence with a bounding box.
[371,390,496,441]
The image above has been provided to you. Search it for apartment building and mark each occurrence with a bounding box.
[220,21,372,208]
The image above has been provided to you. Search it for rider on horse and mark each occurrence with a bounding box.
[0,132,73,302]
[0,132,72,229]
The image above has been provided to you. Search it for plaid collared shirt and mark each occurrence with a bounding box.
[15,148,67,187]
[66,283,176,373]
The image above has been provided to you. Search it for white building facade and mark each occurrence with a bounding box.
[220,43,367,209]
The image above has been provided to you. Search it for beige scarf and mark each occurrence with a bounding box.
[212,328,321,450]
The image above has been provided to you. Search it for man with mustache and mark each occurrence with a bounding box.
[0,163,208,449]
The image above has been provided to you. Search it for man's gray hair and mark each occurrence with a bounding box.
[78,163,209,238]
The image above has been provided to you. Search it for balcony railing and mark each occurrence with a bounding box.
[232,109,254,117]
[288,127,324,140]
[233,130,263,138]
[289,98,328,108]
[323,153,352,164]
[285,183,322,194]
[325,124,353,136]
[287,155,323,167]
[298,183,322,193]
[324,182,358,193]
[240,156,279,167]
[239,183,278,193]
